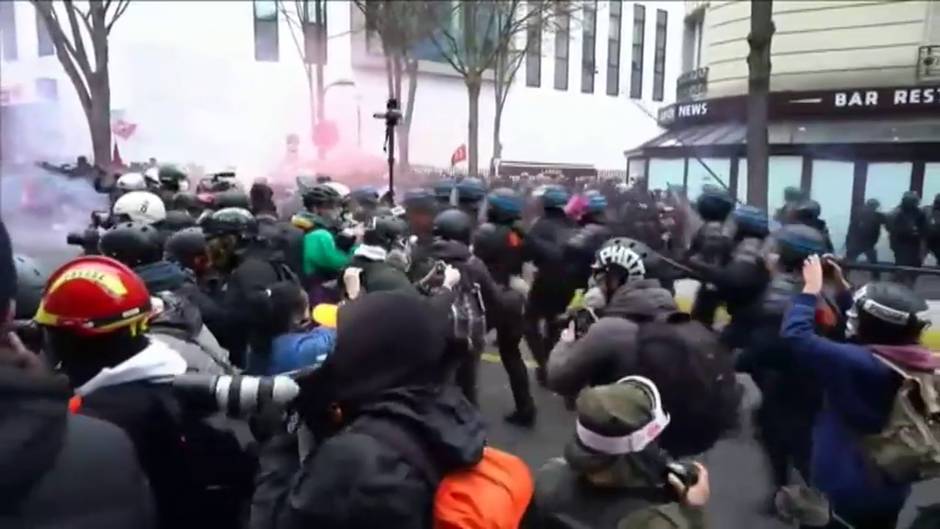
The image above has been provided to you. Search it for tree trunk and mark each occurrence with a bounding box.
[87,72,112,168]
[746,0,773,209]
[466,76,481,177]
[399,58,418,174]
[491,103,503,177]
[306,66,316,150]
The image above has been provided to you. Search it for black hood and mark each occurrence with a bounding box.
[134,260,189,293]
[0,367,70,510]
[604,279,678,321]
[358,385,485,472]
[430,239,472,264]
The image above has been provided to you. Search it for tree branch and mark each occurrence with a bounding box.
[29,1,93,110]
[63,0,94,77]
[106,0,131,33]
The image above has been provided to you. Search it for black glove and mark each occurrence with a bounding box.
[335,232,356,253]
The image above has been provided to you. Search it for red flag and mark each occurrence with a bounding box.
[112,119,137,140]
[450,144,467,166]
[112,142,123,167]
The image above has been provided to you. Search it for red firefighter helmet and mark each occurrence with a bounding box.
[34,256,152,336]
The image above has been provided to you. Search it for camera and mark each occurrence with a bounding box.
[66,227,101,254]
[172,372,307,417]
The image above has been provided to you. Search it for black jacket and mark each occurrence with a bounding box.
[430,239,509,319]
[250,385,486,529]
[563,221,614,291]
[349,251,418,296]
[0,367,154,529]
[525,211,576,312]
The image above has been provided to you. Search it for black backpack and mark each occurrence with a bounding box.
[424,261,488,353]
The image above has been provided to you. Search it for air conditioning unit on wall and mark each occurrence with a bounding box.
[917,45,940,80]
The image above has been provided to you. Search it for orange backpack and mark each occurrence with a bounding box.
[434,447,534,529]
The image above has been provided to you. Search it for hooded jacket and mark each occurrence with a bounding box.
[72,341,204,529]
[547,279,677,397]
[780,293,940,520]
[349,245,417,295]
[0,367,154,529]
[250,292,486,529]
[431,239,509,319]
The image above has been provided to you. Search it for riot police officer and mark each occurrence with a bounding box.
[687,187,735,327]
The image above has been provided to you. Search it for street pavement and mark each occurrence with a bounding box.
[476,358,938,529]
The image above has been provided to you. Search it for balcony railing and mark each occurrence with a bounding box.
[676,67,709,102]
[917,45,940,81]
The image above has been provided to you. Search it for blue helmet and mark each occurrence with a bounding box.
[774,224,828,268]
[696,186,735,222]
[486,187,523,222]
[350,186,380,206]
[403,187,436,212]
[456,177,486,203]
[537,184,570,209]
[584,190,608,215]
[732,206,770,238]
[432,180,455,201]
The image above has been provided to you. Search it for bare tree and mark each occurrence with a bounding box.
[422,0,572,176]
[354,1,437,174]
[31,0,131,168]
[746,0,774,209]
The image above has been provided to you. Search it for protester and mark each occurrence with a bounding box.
[781,254,940,529]
[251,280,334,375]
[0,221,156,529]
[526,378,710,529]
[250,291,486,529]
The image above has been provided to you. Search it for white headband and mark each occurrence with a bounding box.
[575,375,670,455]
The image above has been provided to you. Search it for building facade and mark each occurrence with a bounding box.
[0,0,683,181]
[630,0,940,256]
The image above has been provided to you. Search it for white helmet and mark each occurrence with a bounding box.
[324,181,351,198]
[593,237,646,283]
[112,191,167,225]
[116,172,148,192]
[143,167,160,188]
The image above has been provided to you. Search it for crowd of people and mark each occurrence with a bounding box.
[1,164,938,529]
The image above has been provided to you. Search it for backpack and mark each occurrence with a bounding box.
[860,353,940,483]
[450,277,487,354]
[634,312,741,456]
[355,419,534,529]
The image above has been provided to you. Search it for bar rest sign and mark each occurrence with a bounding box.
[797,85,940,116]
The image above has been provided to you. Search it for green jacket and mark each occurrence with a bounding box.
[302,228,352,277]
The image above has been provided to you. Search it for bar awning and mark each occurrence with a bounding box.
[627,118,940,159]
[497,160,598,178]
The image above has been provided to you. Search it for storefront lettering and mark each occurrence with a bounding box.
[677,102,709,117]
[834,88,939,108]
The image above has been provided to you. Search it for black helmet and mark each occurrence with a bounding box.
[696,187,735,222]
[98,221,164,267]
[865,198,881,210]
[793,199,821,221]
[201,207,258,239]
[783,186,803,203]
[173,192,204,212]
[849,282,929,344]
[302,184,341,209]
[901,191,920,210]
[13,254,47,320]
[164,227,208,265]
[774,224,828,270]
[212,189,251,210]
[163,209,197,232]
[433,208,474,244]
[157,165,187,191]
[592,237,646,282]
[350,186,380,207]
[486,187,523,223]
[456,177,486,203]
[363,215,408,249]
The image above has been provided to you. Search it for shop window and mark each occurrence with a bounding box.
[525,2,541,87]
[737,159,748,203]
[921,163,940,264]
[810,160,854,257]
[766,156,802,218]
[300,0,327,65]
[685,157,729,202]
[253,0,279,62]
[648,158,684,194]
[865,162,913,261]
[606,0,622,96]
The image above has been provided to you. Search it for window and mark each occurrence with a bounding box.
[253,0,279,62]
[0,0,17,61]
[364,2,382,55]
[35,78,57,100]
[300,0,327,65]
[525,3,541,87]
[630,4,645,99]
[682,14,703,72]
[581,1,597,93]
[35,6,53,56]
[606,0,622,96]
[553,6,570,90]
[652,9,667,101]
